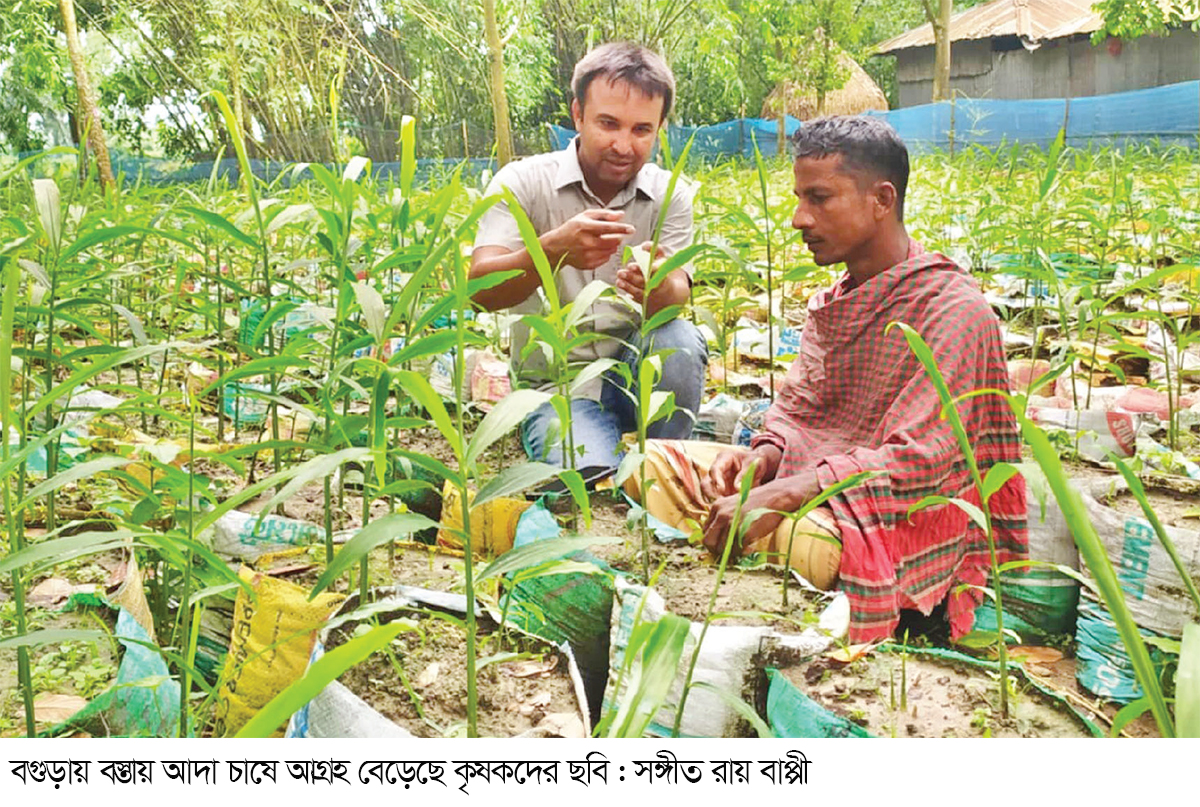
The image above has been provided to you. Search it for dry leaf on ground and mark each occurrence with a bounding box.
[1010,646,1064,664]
[28,578,75,607]
[414,662,441,689]
[500,657,558,678]
[34,694,88,724]
[536,712,586,738]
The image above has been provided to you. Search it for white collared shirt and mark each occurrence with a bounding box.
[474,138,695,398]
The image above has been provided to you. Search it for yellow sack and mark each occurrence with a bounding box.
[437,480,531,557]
[213,567,344,737]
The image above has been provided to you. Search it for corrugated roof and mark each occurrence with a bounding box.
[875,0,1104,54]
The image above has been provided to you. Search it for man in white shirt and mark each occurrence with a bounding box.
[471,42,706,484]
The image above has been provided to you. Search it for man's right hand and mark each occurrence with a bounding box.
[701,445,782,499]
[542,209,636,271]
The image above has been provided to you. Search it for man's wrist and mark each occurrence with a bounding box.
[752,444,782,481]
[764,469,819,513]
[539,227,566,269]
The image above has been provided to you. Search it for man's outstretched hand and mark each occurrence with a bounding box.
[699,453,818,563]
[700,445,781,500]
[542,209,635,270]
[701,485,786,559]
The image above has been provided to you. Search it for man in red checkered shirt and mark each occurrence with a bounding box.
[628,116,1026,641]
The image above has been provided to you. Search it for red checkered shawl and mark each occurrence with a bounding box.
[753,241,1026,642]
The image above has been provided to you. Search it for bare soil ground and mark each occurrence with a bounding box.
[330,615,585,738]
[779,650,1097,738]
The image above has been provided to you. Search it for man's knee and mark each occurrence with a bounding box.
[644,319,708,390]
[645,318,708,361]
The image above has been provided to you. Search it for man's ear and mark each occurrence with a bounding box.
[571,98,583,130]
[874,181,898,221]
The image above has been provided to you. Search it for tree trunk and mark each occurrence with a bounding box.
[225,12,248,151]
[928,0,953,101]
[482,0,514,165]
[775,40,786,156]
[59,0,114,191]
[817,29,833,116]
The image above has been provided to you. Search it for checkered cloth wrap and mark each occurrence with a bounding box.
[752,241,1026,642]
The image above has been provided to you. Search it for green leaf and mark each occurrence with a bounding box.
[643,304,685,335]
[1110,456,1200,613]
[569,357,621,398]
[18,456,133,512]
[0,629,103,650]
[476,534,621,584]
[249,300,301,348]
[399,115,416,197]
[688,681,774,738]
[0,530,135,577]
[981,462,1020,504]
[265,203,315,234]
[558,468,591,527]
[352,281,387,346]
[181,206,259,250]
[25,342,183,423]
[394,370,461,462]
[465,388,550,467]
[1018,414,1175,736]
[564,279,615,332]
[648,243,705,294]
[509,559,610,585]
[907,495,987,533]
[234,621,409,737]
[32,178,61,252]
[614,450,644,489]
[646,389,677,428]
[370,370,391,488]
[310,512,440,598]
[607,613,691,738]
[1177,622,1200,738]
[500,187,558,310]
[62,226,176,264]
[955,630,1001,649]
[387,330,458,368]
[195,447,371,535]
[1111,696,1153,737]
[472,462,562,510]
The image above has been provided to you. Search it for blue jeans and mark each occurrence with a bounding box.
[520,318,708,479]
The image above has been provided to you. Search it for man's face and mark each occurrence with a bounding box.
[791,154,884,268]
[571,78,664,198]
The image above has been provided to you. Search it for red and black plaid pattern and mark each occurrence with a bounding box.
[753,241,1027,641]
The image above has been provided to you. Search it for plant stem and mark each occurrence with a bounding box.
[671,461,756,737]
[1,259,35,736]
[451,249,479,739]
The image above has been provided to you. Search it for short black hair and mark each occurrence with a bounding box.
[572,42,675,121]
[790,116,909,221]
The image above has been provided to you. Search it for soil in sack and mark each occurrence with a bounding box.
[327,607,585,738]
[774,648,1098,738]
[593,536,828,630]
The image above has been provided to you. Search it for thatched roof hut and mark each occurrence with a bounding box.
[762,42,889,120]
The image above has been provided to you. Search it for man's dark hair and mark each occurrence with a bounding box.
[790,116,910,221]
[572,42,675,121]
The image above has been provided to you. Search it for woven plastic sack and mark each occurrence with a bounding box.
[213,567,344,737]
[973,481,1080,639]
[437,479,531,556]
[1072,492,1200,702]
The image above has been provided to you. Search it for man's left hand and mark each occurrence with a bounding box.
[615,241,664,304]
[701,486,786,560]
[700,473,820,561]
